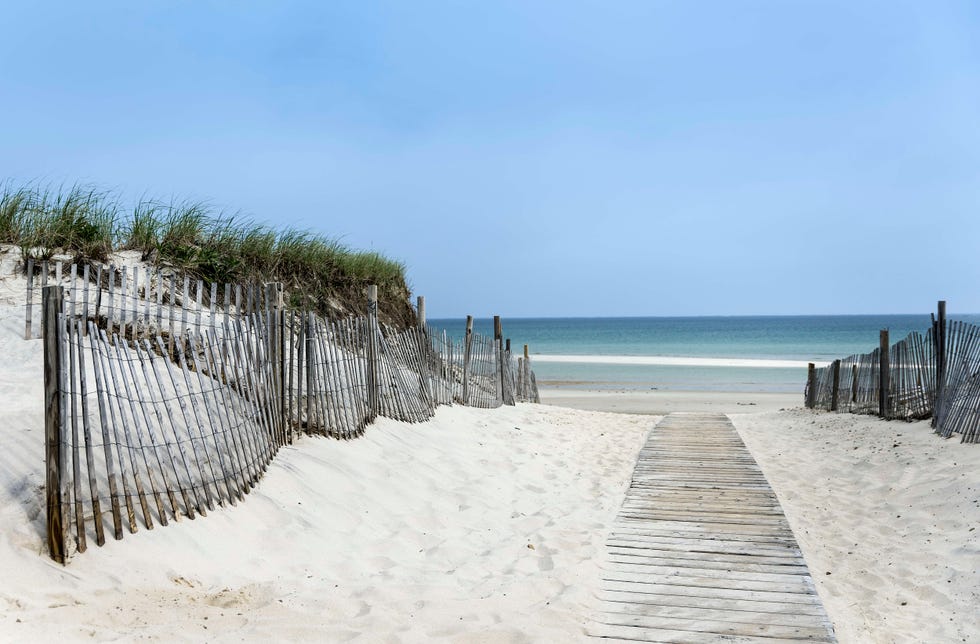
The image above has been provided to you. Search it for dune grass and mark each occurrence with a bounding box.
[1,182,118,262]
[1,181,411,320]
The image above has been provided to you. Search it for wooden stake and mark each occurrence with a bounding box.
[805,363,816,408]
[152,335,213,515]
[69,263,78,329]
[97,329,152,531]
[74,319,105,545]
[143,267,152,341]
[133,339,189,520]
[107,335,167,527]
[195,279,204,339]
[936,300,946,410]
[199,333,249,499]
[66,298,86,552]
[168,274,177,355]
[25,257,34,339]
[43,286,67,563]
[87,323,125,539]
[851,364,858,404]
[155,270,163,337]
[305,313,315,431]
[366,285,380,419]
[830,359,841,412]
[81,264,90,335]
[185,335,236,505]
[209,282,218,326]
[120,266,128,340]
[879,329,890,418]
[181,275,190,340]
[462,316,473,405]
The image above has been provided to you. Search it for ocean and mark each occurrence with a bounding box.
[427,314,980,393]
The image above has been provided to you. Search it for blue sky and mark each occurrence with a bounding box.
[2,2,978,317]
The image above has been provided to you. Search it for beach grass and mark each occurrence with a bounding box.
[1,180,411,319]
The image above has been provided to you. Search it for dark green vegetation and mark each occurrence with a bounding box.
[1,181,414,325]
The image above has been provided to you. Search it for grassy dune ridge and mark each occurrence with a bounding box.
[0,181,414,324]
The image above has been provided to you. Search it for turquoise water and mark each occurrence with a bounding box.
[428,315,980,393]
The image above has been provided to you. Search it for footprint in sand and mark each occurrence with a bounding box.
[366,555,398,571]
[171,576,198,588]
[205,585,275,609]
[354,602,371,617]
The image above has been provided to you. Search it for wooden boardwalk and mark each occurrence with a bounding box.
[591,413,836,643]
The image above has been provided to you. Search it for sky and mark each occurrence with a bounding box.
[2,1,979,318]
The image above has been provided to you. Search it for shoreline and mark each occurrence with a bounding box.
[540,387,801,415]
[533,354,825,368]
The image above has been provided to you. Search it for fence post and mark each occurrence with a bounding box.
[523,344,531,402]
[305,311,314,430]
[366,285,380,419]
[936,300,946,410]
[829,359,841,411]
[502,334,515,406]
[879,329,890,418]
[275,283,289,444]
[462,315,473,405]
[25,257,35,339]
[415,295,435,408]
[851,364,858,403]
[805,363,816,408]
[263,283,280,446]
[43,285,67,564]
[494,316,512,405]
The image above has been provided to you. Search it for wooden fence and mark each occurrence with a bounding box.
[805,301,979,444]
[30,260,540,563]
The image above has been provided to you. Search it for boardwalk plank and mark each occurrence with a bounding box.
[608,551,808,571]
[599,603,834,629]
[601,580,825,606]
[591,630,815,644]
[607,538,804,558]
[591,619,833,642]
[602,571,815,595]
[599,589,828,615]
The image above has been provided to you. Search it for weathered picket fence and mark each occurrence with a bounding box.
[805,301,980,444]
[29,259,540,564]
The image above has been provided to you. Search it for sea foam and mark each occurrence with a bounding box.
[531,354,827,369]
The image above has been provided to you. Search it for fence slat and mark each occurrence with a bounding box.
[109,335,169,527]
[86,322,124,539]
[98,328,154,531]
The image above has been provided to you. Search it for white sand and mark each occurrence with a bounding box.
[732,409,980,644]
